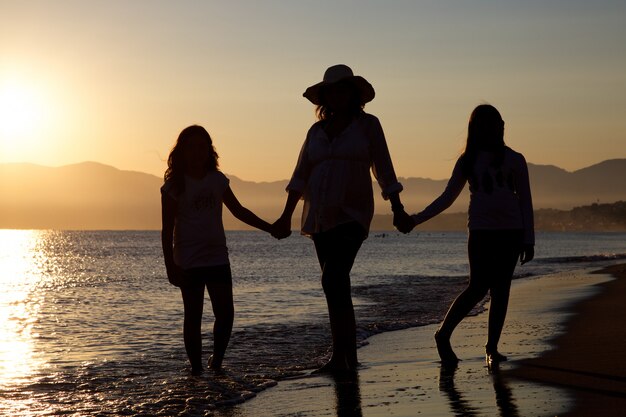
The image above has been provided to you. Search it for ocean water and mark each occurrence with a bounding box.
[0,229,624,416]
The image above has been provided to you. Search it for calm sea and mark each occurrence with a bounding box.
[0,230,624,416]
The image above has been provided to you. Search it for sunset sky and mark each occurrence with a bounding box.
[1,1,625,182]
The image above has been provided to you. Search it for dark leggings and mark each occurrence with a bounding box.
[440,229,523,351]
[313,222,365,368]
[179,264,233,371]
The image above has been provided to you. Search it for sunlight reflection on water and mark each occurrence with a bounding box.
[0,230,45,386]
[0,229,622,415]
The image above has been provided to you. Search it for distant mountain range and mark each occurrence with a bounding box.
[0,159,625,230]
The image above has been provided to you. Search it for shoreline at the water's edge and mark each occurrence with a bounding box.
[220,263,624,416]
[507,263,626,416]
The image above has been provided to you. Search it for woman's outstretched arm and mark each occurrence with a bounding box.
[272,190,301,239]
[388,191,414,233]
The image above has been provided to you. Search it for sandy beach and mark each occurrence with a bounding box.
[509,263,626,416]
[215,263,625,417]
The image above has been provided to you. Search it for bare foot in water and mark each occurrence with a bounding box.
[191,366,204,376]
[435,331,459,365]
[208,355,224,373]
[312,357,356,375]
[485,350,507,365]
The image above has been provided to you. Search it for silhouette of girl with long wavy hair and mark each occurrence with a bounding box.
[411,104,535,366]
[161,125,273,375]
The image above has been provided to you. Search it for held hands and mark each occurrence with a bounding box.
[520,244,534,265]
[389,194,415,234]
[271,215,292,240]
[393,209,415,234]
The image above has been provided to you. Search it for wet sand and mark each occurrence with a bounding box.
[219,264,623,416]
[509,263,626,416]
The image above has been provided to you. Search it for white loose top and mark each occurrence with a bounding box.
[412,147,535,244]
[287,112,403,236]
[161,171,230,269]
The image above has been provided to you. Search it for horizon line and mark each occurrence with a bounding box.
[1,157,626,183]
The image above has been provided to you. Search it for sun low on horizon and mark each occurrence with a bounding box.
[1,1,625,182]
[0,76,47,155]
[0,66,76,166]
[0,62,118,172]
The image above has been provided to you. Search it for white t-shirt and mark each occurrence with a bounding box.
[161,171,230,269]
[412,147,535,245]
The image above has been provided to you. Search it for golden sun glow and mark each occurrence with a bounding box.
[0,78,46,154]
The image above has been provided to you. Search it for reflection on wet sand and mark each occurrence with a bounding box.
[331,372,363,417]
[439,363,519,417]
[490,362,520,417]
[439,365,478,416]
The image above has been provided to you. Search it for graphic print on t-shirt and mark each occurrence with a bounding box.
[192,189,217,212]
[476,169,517,196]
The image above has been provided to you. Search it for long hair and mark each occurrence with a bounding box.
[460,104,505,178]
[164,125,219,194]
[315,81,365,121]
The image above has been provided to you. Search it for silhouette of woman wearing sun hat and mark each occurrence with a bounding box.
[272,64,413,372]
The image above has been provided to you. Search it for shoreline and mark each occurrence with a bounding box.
[507,263,626,416]
[222,262,625,416]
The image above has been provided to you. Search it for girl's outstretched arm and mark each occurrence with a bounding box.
[161,192,183,287]
[223,186,273,233]
[412,158,466,225]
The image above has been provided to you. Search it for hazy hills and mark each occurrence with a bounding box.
[0,162,160,230]
[0,159,625,230]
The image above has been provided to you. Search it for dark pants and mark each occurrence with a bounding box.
[312,222,365,368]
[179,264,233,371]
[440,229,523,351]
[313,222,365,304]
[468,229,523,292]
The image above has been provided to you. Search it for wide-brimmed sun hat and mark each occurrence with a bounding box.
[303,64,375,105]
